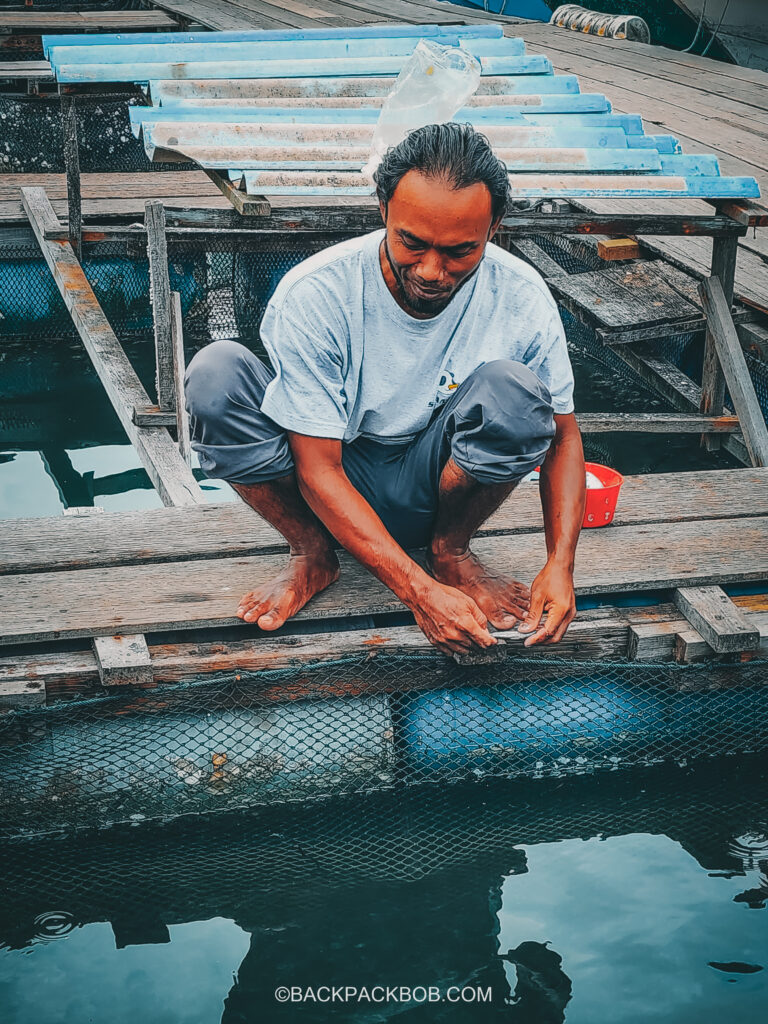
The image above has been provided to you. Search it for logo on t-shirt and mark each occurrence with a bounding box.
[431,367,460,408]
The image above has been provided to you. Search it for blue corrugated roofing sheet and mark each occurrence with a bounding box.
[43,24,760,202]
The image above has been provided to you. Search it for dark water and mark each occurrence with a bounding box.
[0,336,736,520]
[1,757,767,1023]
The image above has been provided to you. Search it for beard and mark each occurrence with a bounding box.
[384,240,458,317]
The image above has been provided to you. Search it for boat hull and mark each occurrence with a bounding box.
[673,0,768,70]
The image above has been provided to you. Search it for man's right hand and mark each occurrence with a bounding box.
[407,579,497,656]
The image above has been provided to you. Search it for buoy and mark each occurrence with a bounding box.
[550,4,651,43]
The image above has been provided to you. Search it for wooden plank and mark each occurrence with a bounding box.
[551,260,702,330]
[92,634,154,686]
[577,413,740,434]
[2,517,768,645]
[0,610,633,702]
[170,290,191,465]
[699,276,768,468]
[205,170,271,216]
[60,94,81,260]
[700,234,738,452]
[145,200,175,413]
[21,187,205,508]
[0,12,178,29]
[597,238,640,261]
[3,468,767,576]
[133,405,177,428]
[673,585,760,654]
[507,237,566,280]
[0,61,54,81]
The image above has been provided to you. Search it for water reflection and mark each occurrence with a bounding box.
[1,759,767,1022]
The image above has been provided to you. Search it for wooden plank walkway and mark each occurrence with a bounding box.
[3,468,766,575]
[147,0,527,31]
[1,469,767,646]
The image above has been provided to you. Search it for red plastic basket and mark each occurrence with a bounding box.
[583,461,624,528]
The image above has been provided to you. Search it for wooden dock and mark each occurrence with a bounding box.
[2,467,768,707]
[1,5,768,702]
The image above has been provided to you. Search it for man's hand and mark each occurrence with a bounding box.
[517,560,576,647]
[409,579,498,656]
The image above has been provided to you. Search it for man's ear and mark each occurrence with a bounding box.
[488,215,503,241]
[378,199,388,224]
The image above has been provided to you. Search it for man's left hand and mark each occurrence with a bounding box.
[517,561,576,646]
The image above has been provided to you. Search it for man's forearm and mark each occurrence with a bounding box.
[538,417,586,571]
[294,460,432,606]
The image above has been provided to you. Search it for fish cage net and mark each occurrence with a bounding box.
[0,92,194,172]
[2,652,768,841]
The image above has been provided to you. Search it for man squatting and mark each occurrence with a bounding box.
[185,123,586,656]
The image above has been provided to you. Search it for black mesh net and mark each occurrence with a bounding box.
[0,235,356,350]
[2,653,768,842]
[0,92,194,172]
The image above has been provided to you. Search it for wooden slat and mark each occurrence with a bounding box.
[551,260,703,330]
[3,468,768,576]
[577,413,740,433]
[0,12,178,29]
[673,585,760,654]
[170,290,192,465]
[1,517,768,645]
[145,200,175,413]
[699,276,768,467]
[92,634,154,686]
[21,187,205,508]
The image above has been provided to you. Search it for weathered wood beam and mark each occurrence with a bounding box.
[145,200,174,413]
[21,186,205,507]
[673,585,760,653]
[170,290,191,466]
[92,634,154,687]
[699,276,768,467]
[205,170,271,217]
[133,405,177,427]
[576,412,740,433]
[699,234,738,451]
[60,93,81,259]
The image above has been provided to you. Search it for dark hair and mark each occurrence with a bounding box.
[373,122,510,222]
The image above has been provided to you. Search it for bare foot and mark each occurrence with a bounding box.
[236,551,340,630]
[428,548,530,630]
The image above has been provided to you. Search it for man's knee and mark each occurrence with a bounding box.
[185,340,268,422]
[463,359,555,438]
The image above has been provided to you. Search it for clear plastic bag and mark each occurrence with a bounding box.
[363,40,481,182]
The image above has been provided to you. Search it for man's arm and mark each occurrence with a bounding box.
[287,432,497,656]
[518,412,585,646]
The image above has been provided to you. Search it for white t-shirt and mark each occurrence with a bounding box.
[260,228,574,443]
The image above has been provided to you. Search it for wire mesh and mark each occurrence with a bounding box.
[0,92,194,173]
[2,653,768,841]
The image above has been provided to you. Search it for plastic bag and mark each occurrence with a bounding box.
[362,40,481,182]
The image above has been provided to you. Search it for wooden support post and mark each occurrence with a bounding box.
[673,586,760,654]
[92,634,154,686]
[145,200,175,413]
[60,93,82,260]
[699,233,738,451]
[170,290,191,466]
[699,276,768,467]
[22,187,205,507]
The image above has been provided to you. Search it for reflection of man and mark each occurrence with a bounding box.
[186,123,585,656]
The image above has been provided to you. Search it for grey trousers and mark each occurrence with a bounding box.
[185,340,555,549]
